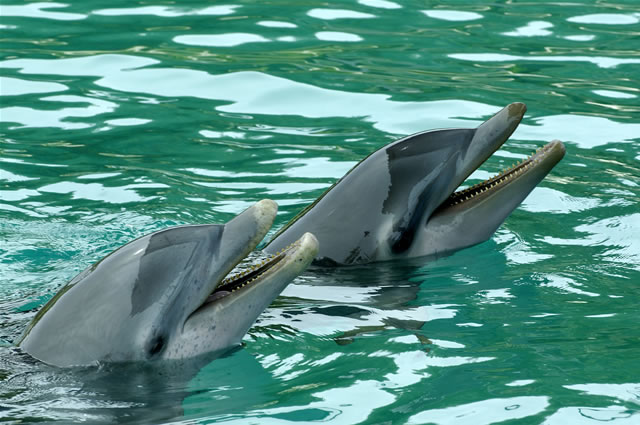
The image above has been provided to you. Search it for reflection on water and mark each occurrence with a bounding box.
[1,0,639,423]
[2,95,118,130]
[503,21,554,37]
[93,5,240,17]
[449,53,640,69]
[315,32,363,42]
[1,3,87,20]
[174,33,270,48]
[422,10,483,21]
[567,13,640,25]
[408,396,550,424]
[307,8,376,20]
[358,0,401,10]
[0,76,67,96]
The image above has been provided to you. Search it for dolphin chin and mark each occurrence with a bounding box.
[17,200,318,368]
[265,103,565,265]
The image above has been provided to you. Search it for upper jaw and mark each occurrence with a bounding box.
[176,232,318,359]
[160,202,318,361]
[409,104,565,257]
[197,232,319,308]
[410,139,565,259]
[436,140,566,213]
[454,102,527,193]
[184,199,278,320]
[183,197,318,319]
[412,102,528,233]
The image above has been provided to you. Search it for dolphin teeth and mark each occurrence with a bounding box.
[441,142,557,210]
[211,242,293,298]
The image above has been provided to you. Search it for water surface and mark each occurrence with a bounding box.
[1,0,639,423]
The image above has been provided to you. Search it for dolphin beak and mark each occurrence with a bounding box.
[200,232,319,305]
[408,103,565,258]
[428,102,563,220]
[181,232,318,353]
[178,203,318,355]
[436,139,566,214]
[181,199,279,320]
[421,139,566,255]
[457,102,528,188]
[172,232,317,361]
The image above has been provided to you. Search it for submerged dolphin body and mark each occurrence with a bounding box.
[18,200,318,367]
[265,103,565,265]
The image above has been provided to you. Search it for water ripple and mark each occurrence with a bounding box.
[408,396,550,424]
[315,32,363,42]
[2,95,118,130]
[92,5,240,17]
[567,13,639,25]
[358,0,401,10]
[173,33,269,47]
[307,9,376,20]
[449,53,640,69]
[503,21,554,37]
[422,10,483,21]
[0,76,67,96]
[2,1,639,423]
[1,2,86,20]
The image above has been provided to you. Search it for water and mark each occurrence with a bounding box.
[1,0,639,423]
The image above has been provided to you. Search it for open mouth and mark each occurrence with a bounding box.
[437,140,566,210]
[202,238,306,303]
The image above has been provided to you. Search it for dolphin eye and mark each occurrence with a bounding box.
[149,336,165,356]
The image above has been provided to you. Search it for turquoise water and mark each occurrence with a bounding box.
[1,0,639,423]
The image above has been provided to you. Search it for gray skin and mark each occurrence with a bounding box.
[18,200,318,367]
[264,103,565,265]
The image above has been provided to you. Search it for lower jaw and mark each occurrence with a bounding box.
[439,140,565,211]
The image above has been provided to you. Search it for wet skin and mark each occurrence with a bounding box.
[265,103,565,265]
[18,200,318,367]
[17,103,565,367]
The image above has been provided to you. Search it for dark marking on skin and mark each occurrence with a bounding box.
[207,291,230,302]
[384,129,473,253]
[131,226,223,316]
[148,335,165,357]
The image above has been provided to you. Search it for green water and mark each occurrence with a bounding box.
[1,0,639,423]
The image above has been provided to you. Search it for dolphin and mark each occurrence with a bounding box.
[17,200,318,367]
[264,103,565,265]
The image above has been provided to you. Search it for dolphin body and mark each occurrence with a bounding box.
[17,200,318,368]
[265,103,565,265]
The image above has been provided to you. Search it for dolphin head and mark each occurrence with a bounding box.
[415,139,565,257]
[18,200,318,367]
[264,103,564,264]
[365,102,529,254]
